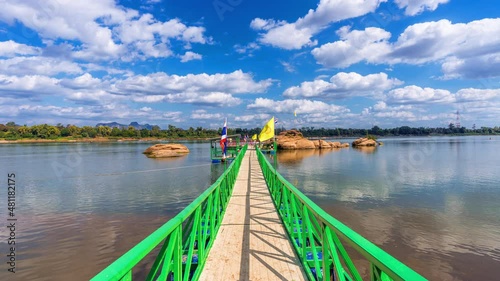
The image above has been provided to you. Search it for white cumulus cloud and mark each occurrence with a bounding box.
[251,0,385,50]
[0,56,82,76]
[114,70,272,95]
[312,26,391,68]
[191,110,225,120]
[0,74,62,98]
[455,88,500,102]
[0,40,40,57]
[312,18,500,78]
[394,0,449,16]
[0,0,210,61]
[180,51,202,63]
[59,73,103,89]
[162,92,241,107]
[284,72,402,98]
[387,85,455,104]
[247,98,349,114]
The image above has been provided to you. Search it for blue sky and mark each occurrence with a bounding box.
[0,0,499,129]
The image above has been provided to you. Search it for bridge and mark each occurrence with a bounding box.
[91,145,427,281]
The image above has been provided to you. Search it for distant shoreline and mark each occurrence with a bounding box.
[1,134,496,144]
[0,137,210,144]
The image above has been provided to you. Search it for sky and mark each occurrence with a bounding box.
[0,0,499,129]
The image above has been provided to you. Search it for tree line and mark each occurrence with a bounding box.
[0,122,499,140]
[0,122,262,140]
[295,124,500,137]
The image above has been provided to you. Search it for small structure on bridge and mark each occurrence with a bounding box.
[210,134,242,163]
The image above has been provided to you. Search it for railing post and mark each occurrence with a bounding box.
[173,227,182,281]
[321,226,331,281]
[120,270,132,281]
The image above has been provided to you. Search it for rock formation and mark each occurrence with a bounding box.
[143,144,190,158]
[276,130,349,150]
[330,141,350,148]
[352,137,377,147]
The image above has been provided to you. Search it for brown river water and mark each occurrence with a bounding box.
[1,137,499,280]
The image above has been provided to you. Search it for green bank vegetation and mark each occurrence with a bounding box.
[0,122,499,141]
[0,122,261,141]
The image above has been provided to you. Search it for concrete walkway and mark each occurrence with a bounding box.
[199,150,307,281]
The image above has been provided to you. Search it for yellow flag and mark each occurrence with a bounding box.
[258,117,274,142]
[251,134,257,140]
[294,110,297,117]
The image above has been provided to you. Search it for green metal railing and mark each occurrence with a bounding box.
[256,148,427,281]
[92,145,247,281]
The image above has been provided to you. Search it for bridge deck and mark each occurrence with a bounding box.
[200,150,307,281]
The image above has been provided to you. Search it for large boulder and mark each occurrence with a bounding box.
[143,144,190,158]
[279,141,298,150]
[329,141,349,148]
[278,130,314,150]
[296,139,316,149]
[330,141,342,148]
[312,140,320,148]
[318,139,331,149]
[277,130,349,150]
[352,138,377,147]
[279,129,304,138]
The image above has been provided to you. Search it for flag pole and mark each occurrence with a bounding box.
[273,116,277,169]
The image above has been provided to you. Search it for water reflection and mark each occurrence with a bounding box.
[0,142,219,281]
[319,200,500,281]
[210,162,227,182]
[278,148,341,164]
[278,149,317,164]
[1,138,499,280]
[0,212,171,281]
[353,146,377,154]
[277,136,500,280]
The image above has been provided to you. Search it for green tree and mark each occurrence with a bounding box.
[151,125,161,137]
[111,127,122,137]
[81,126,97,138]
[60,128,71,137]
[47,125,61,138]
[67,125,81,136]
[399,126,412,135]
[17,126,33,138]
[126,126,139,138]
[370,126,382,135]
[97,126,112,137]
[31,124,47,138]
[140,128,150,138]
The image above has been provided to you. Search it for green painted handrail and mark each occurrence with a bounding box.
[255,148,427,281]
[92,145,247,281]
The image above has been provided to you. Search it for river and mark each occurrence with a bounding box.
[1,136,499,280]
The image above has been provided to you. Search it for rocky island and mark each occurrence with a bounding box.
[351,137,378,147]
[276,130,350,150]
[143,144,190,158]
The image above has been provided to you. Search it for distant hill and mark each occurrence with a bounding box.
[95,122,156,130]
